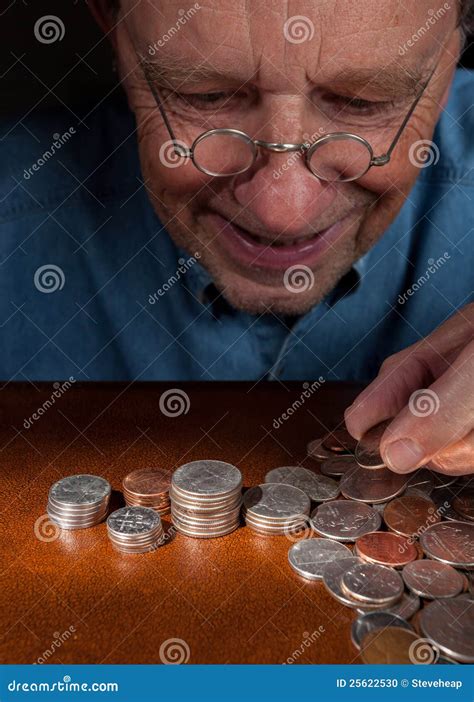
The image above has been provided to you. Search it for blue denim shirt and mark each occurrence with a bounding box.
[1,69,473,381]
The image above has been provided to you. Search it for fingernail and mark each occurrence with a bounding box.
[383,439,426,473]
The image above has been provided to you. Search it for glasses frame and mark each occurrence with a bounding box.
[141,58,438,182]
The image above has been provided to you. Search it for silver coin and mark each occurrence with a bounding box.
[107,506,161,536]
[430,471,458,490]
[243,483,310,521]
[311,500,381,542]
[172,460,242,498]
[402,560,464,599]
[355,420,391,469]
[341,466,408,504]
[307,438,334,461]
[420,597,474,663]
[355,591,420,619]
[341,563,403,605]
[322,556,367,607]
[404,468,434,497]
[49,474,111,506]
[265,466,339,502]
[351,611,413,649]
[320,456,358,478]
[453,488,474,522]
[288,538,352,580]
[431,488,470,522]
[420,521,474,570]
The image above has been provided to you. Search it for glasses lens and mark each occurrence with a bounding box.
[192,131,256,176]
[308,135,372,182]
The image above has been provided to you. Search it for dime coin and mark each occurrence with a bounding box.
[354,531,418,568]
[322,427,357,454]
[322,557,366,607]
[383,495,439,538]
[311,501,381,542]
[420,521,474,570]
[320,456,358,478]
[306,438,333,461]
[351,611,413,650]
[341,466,408,504]
[453,488,474,522]
[265,466,339,502]
[288,538,351,581]
[107,506,164,553]
[360,627,434,664]
[341,563,403,605]
[419,596,474,663]
[402,560,464,599]
[355,419,392,469]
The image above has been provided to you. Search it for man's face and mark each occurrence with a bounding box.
[114,0,460,313]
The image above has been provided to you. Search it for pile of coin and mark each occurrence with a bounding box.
[243,482,310,535]
[170,460,242,538]
[122,468,171,515]
[107,506,164,553]
[47,474,111,530]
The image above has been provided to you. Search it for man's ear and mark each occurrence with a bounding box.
[88,0,119,49]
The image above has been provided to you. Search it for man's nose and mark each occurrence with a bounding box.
[231,147,338,236]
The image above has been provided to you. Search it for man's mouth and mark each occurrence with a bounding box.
[206,211,356,271]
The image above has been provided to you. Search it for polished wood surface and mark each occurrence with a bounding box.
[0,381,363,664]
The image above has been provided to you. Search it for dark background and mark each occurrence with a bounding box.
[1,0,473,116]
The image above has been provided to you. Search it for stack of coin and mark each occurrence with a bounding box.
[243,483,310,535]
[122,468,171,515]
[47,474,111,530]
[107,506,164,553]
[170,460,242,538]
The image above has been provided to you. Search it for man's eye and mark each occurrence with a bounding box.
[176,91,235,108]
[324,93,392,115]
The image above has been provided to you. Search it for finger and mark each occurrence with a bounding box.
[380,340,474,473]
[426,429,474,475]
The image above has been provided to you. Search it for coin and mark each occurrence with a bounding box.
[265,466,339,502]
[355,419,392,469]
[341,563,403,605]
[306,438,333,461]
[453,489,474,522]
[47,474,111,530]
[431,487,468,522]
[311,501,381,542]
[354,531,418,568]
[322,556,366,607]
[107,506,164,553]
[383,495,439,538]
[402,560,464,599]
[420,521,474,570]
[244,483,310,535]
[341,466,408,504]
[430,471,458,490]
[420,596,474,663]
[123,468,171,515]
[355,591,420,619]
[351,611,413,650]
[404,468,434,497]
[320,456,358,478]
[359,627,434,664]
[322,427,357,454]
[288,538,352,581]
[172,460,242,499]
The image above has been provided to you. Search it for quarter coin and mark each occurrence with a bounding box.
[341,466,408,504]
[420,521,474,570]
[419,597,474,663]
[265,466,339,502]
[341,563,403,605]
[402,560,464,599]
[288,538,351,581]
[311,500,381,542]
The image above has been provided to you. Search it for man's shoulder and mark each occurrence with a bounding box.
[0,89,140,222]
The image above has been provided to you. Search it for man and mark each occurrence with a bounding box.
[1,1,473,475]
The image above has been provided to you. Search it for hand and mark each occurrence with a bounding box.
[344,303,474,475]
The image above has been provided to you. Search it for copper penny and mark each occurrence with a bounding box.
[355,531,418,568]
[383,495,439,538]
[341,466,408,504]
[453,488,474,522]
[123,468,171,498]
[355,419,392,469]
[360,627,433,664]
[322,427,357,454]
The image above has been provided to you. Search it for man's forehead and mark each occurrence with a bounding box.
[130,0,454,92]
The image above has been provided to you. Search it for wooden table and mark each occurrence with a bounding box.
[0,381,363,664]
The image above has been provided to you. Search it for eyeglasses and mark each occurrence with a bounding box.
[141,59,437,183]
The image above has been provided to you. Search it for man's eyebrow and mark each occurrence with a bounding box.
[139,55,241,89]
[324,64,433,99]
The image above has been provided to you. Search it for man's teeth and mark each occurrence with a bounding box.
[248,232,317,247]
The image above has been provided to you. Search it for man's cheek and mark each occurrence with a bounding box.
[138,134,207,196]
